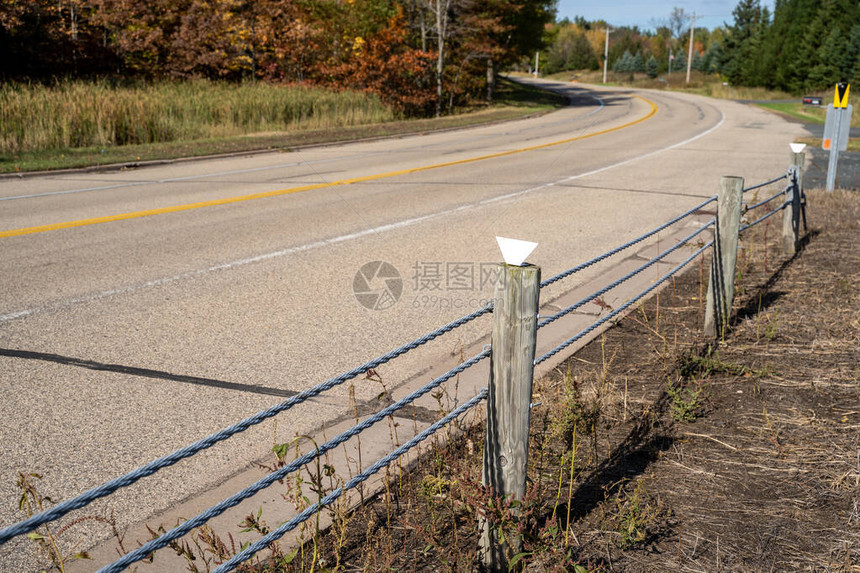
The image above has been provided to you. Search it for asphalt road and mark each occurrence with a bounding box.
[0,79,805,570]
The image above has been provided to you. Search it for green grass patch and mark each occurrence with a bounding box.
[0,77,563,174]
[756,101,859,129]
[756,102,826,124]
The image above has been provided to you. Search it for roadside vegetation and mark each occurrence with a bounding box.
[0,80,396,153]
[0,78,564,173]
[0,0,556,173]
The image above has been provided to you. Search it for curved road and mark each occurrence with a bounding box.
[0,80,803,570]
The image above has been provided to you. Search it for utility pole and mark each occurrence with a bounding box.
[686,12,695,84]
[603,27,611,84]
[534,51,539,78]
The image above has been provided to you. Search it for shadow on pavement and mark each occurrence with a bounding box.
[0,347,298,398]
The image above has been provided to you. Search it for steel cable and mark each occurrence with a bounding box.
[535,241,713,366]
[744,186,790,213]
[540,195,717,288]
[0,305,491,546]
[538,221,714,330]
[740,201,787,232]
[97,349,490,573]
[211,389,489,573]
[743,173,788,193]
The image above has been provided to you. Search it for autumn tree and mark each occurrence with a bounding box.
[322,8,434,114]
[544,23,598,74]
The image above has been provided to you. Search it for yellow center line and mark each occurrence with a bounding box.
[1,95,658,239]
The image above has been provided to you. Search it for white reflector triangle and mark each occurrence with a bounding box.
[789,143,807,153]
[496,236,538,266]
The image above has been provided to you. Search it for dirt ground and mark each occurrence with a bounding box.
[548,188,860,572]
[139,189,858,572]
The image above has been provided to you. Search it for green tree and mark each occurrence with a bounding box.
[702,40,722,74]
[613,50,633,73]
[808,27,852,87]
[717,0,860,92]
[645,54,659,78]
[851,24,860,84]
[631,51,644,73]
[720,0,769,86]
[673,47,685,71]
[545,24,596,73]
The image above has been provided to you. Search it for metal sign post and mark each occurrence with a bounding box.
[824,83,852,191]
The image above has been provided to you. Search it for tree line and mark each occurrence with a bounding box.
[0,0,553,115]
[541,11,725,79]
[542,0,860,93]
[720,0,859,93]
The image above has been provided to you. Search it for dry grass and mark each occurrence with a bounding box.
[0,80,395,154]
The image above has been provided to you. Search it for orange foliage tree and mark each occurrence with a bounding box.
[320,9,435,114]
[1,0,551,115]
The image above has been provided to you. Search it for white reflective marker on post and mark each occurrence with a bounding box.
[495,236,538,266]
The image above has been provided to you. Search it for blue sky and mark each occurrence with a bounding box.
[556,0,777,31]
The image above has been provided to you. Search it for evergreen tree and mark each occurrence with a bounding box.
[721,0,860,91]
[646,55,659,78]
[691,51,704,71]
[808,27,852,87]
[613,50,634,73]
[720,0,768,86]
[702,41,722,74]
[772,0,821,92]
[674,48,686,71]
[851,24,860,84]
[631,51,644,73]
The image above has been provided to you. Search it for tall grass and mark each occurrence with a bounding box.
[0,80,397,154]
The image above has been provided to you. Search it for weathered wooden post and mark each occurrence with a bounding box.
[479,262,540,572]
[704,176,744,339]
[782,145,805,255]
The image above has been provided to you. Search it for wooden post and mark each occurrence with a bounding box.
[479,263,540,572]
[782,150,805,254]
[704,176,744,339]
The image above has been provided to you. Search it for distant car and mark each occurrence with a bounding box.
[802,96,823,106]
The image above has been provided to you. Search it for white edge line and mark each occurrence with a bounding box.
[0,105,724,325]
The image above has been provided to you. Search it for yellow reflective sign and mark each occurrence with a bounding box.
[834,83,850,108]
